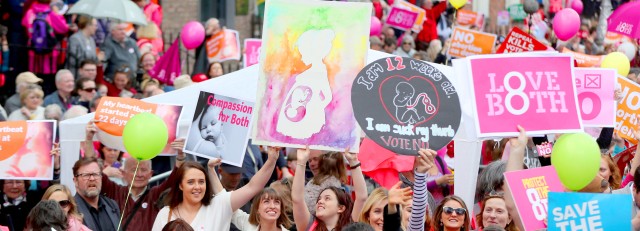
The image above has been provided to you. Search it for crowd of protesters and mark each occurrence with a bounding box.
[1,0,640,231]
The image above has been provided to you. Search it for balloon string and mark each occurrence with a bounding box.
[116,161,140,231]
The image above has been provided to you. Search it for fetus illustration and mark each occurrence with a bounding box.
[393,82,436,124]
[277,29,335,139]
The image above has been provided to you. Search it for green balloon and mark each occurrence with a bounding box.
[551,133,600,191]
[122,112,168,160]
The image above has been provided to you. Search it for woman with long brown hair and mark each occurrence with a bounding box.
[432,196,470,231]
[151,147,279,230]
[292,147,368,231]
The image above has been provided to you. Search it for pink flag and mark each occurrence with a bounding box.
[149,38,182,85]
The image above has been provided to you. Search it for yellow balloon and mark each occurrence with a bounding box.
[601,51,630,77]
[449,0,468,9]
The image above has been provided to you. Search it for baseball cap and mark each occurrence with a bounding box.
[16,72,43,85]
[173,74,194,90]
[220,163,243,174]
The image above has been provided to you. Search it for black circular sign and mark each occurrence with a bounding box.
[351,57,461,155]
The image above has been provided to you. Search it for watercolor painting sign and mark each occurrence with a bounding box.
[351,57,461,155]
[0,120,56,180]
[251,0,371,152]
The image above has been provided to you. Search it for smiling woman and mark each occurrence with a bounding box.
[359,188,388,231]
[432,195,470,231]
[230,188,292,230]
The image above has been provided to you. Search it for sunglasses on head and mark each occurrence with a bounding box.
[58,200,71,208]
[117,66,130,73]
[443,206,466,216]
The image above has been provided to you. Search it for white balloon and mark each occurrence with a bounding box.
[618,42,638,60]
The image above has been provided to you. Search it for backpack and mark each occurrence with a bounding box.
[30,11,58,54]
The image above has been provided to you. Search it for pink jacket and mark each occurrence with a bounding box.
[68,216,92,231]
[22,2,69,74]
[144,3,163,28]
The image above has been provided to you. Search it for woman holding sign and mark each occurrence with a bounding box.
[151,146,279,230]
[292,147,368,231]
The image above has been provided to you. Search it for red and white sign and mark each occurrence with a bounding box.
[574,68,617,127]
[496,27,550,53]
[466,53,582,137]
[386,6,419,31]
[536,143,553,157]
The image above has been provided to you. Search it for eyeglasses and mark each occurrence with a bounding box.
[82,88,96,92]
[58,200,71,208]
[3,181,24,186]
[443,206,467,216]
[403,42,412,45]
[75,172,102,180]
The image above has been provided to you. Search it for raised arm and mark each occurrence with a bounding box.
[206,158,224,195]
[384,181,412,231]
[292,147,312,230]
[229,146,279,211]
[629,121,640,177]
[503,126,527,230]
[83,120,97,159]
[170,138,187,168]
[344,148,367,222]
[409,149,436,231]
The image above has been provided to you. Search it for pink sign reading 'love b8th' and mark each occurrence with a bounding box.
[468,54,583,137]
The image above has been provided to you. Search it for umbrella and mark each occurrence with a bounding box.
[67,0,147,26]
[607,1,640,39]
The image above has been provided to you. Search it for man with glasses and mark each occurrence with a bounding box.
[0,180,42,231]
[73,77,97,111]
[72,157,120,231]
[43,69,76,113]
[83,121,189,231]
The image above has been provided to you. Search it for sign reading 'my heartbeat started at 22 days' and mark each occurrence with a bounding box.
[351,57,461,155]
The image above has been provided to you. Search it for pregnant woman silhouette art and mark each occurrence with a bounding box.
[277,29,335,139]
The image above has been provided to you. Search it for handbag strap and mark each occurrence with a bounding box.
[122,189,150,230]
[435,155,450,197]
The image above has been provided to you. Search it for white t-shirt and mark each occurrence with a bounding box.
[152,191,233,231]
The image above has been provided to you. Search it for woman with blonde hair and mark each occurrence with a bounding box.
[426,40,443,63]
[42,184,91,231]
[8,86,45,120]
[137,22,163,56]
[359,188,388,231]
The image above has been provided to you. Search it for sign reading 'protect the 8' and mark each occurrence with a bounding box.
[467,54,583,137]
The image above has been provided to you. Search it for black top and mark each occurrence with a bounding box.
[0,191,44,231]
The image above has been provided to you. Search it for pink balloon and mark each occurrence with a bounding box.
[181,21,205,50]
[553,8,581,41]
[571,0,583,14]
[370,16,382,37]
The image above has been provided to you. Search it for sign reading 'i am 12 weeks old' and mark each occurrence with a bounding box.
[351,57,461,155]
